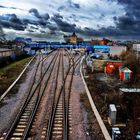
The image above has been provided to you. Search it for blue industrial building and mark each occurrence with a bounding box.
[94,45,110,53]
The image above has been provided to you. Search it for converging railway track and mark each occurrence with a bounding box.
[0,49,82,140]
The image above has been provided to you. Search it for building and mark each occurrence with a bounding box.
[15,37,32,43]
[89,39,99,45]
[133,44,140,58]
[64,32,83,44]
[94,45,110,54]
[110,45,127,56]
[109,104,117,125]
[119,66,132,81]
[99,38,111,45]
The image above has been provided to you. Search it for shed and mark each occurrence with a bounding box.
[109,104,117,125]
[119,67,132,81]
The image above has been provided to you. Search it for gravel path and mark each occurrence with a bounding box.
[70,63,88,140]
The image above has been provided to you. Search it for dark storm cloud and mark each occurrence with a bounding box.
[106,0,140,37]
[74,26,120,37]
[42,13,50,20]
[0,5,5,8]
[25,31,63,41]
[9,14,22,24]
[29,8,50,21]
[28,8,50,27]
[27,29,34,32]
[51,13,123,38]
[52,14,76,32]
[29,8,42,19]
[22,19,39,26]
[47,24,58,31]
[30,26,38,30]
[0,14,26,31]
[0,20,25,31]
[52,14,63,19]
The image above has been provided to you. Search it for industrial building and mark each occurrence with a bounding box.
[110,45,127,56]
[133,44,140,58]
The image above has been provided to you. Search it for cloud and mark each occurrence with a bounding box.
[0,20,25,31]
[29,8,42,19]
[0,14,26,31]
[52,14,76,32]
[57,0,80,12]
[67,0,80,9]
[0,5,5,8]
[0,5,23,10]
[9,14,22,24]
[109,0,140,37]
[29,8,50,20]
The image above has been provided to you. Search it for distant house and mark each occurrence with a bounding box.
[64,32,83,44]
[110,45,127,56]
[133,44,140,58]
[99,39,108,45]
[119,67,132,81]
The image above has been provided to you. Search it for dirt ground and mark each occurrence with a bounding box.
[85,59,140,139]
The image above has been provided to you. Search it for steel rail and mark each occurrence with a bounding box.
[22,51,59,140]
[46,50,62,140]
[4,51,58,140]
[46,49,77,140]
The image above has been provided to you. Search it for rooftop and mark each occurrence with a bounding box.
[120,88,140,93]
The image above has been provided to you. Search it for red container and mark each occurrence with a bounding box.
[105,64,115,74]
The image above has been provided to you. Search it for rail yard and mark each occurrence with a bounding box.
[0,49,105,140]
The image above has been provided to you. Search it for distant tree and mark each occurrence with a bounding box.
[112,55,119,60]
[119,50,128,60]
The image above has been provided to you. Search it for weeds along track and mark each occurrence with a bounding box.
[3,50,59,140]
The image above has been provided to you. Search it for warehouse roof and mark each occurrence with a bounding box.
[120,88,140,93]
[109,104,117,112]
[119,66,132,72]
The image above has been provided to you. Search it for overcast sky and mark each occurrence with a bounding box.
[0,0,139,41]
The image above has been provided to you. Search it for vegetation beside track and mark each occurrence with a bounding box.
[80,92,105,139]
[0,57,32,96]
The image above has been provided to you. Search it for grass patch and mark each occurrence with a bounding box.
[0,57,32,96]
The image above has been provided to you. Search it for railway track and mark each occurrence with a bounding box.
[0,49,82,140]
[2,50,59,140]
[46,49,79,140]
